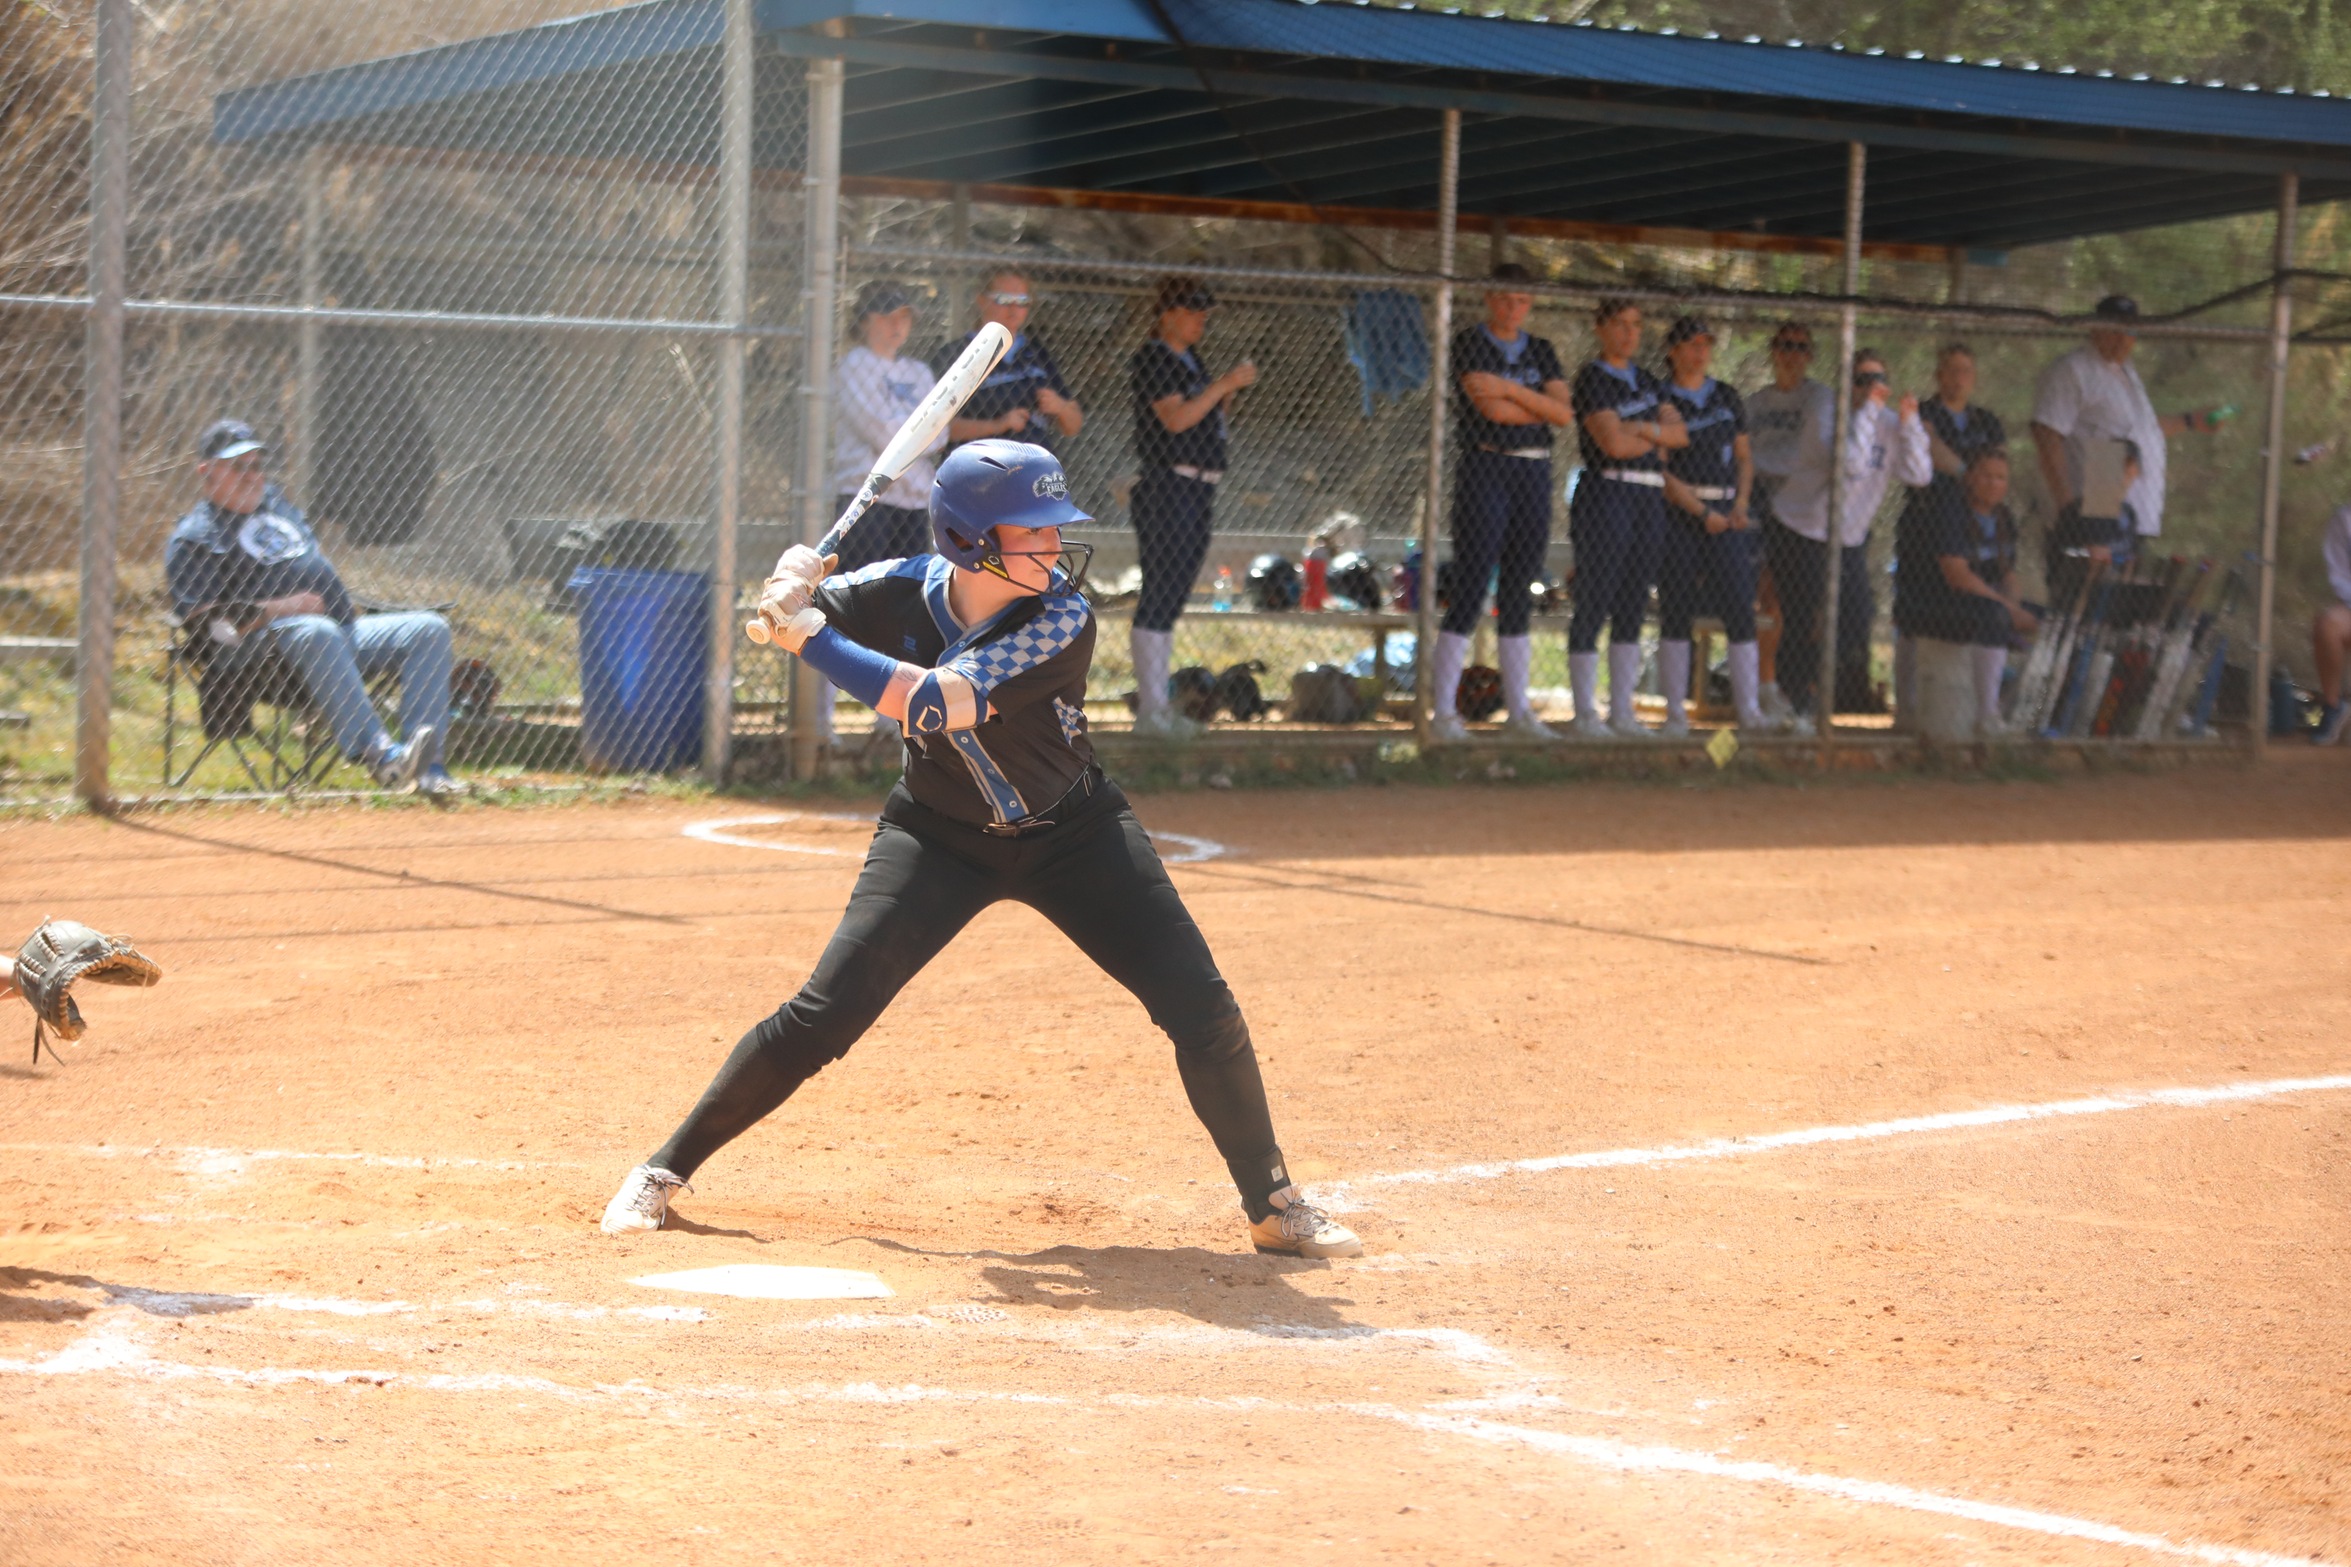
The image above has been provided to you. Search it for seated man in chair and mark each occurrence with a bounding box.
[165,418,461,796]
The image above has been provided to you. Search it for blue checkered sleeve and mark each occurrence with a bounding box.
[945,594,1091,711]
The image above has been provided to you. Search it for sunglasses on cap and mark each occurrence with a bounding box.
[985,291,1033,307]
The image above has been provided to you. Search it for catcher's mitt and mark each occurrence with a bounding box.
[13,920,162,1065]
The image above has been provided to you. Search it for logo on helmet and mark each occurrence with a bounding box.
[1031,471,1069,500]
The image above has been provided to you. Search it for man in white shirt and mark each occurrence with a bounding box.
[2314,504,2351,744]
[2029,294,2225,545]
[1760,347,1931,726]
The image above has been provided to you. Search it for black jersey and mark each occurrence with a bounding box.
[934,330,1073,451]
[813,554,1097,829]
[1450,325,1567,455]
[1661,377,1746,493]
[1900,400,2007,532]
[1897,500,2017,642]
[1130,340,1226,471]
[1571,359,1667,474]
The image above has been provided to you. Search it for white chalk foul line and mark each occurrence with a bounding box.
[0,1141,578,1175]
[1315,1073,2351,1207]
[683,812,1228,864]
[0,1318,2320,1567]
[1391,1411,2322,1567]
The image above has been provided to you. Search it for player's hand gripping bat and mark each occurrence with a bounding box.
[745,321,1013,646]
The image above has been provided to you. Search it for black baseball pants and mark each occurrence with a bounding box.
[646,781,1293,1220]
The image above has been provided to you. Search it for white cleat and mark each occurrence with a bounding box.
[1501,711,1560,742]
[1427,712,1472,744]
[600,1165,689,1234]
[1250,1190,1363,1259]
[1734,706,1775,733]
[1608,712,1655,741]
[1568,713,1613,742]
[1658,715,1692,739]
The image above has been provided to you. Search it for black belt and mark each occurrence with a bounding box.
[982,765,1105,838]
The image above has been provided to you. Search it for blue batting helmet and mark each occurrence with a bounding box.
[930,440,1091,571]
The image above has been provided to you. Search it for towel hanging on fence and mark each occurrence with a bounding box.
[1342,290,1430,415]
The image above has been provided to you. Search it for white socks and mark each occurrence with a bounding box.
[1972,644,2008,726]
[1496,634,1533,718]
[1608,641,1643,726]
[1131,626,1174,717]
[1727,640,1762,719]
[1658,639,1692,726]
[1432,631,1470,718]
[1570,650,1600,724]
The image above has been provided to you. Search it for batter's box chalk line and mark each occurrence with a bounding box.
[0,1313,2322,1567]
[684,812,1229,864]
[1310,1072,2351,1211]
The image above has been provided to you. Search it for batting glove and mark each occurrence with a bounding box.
[770,604,827,654]
[757,573,816,631]
[771,544,833,587]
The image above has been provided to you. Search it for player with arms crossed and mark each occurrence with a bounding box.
[601,439,1360,1259]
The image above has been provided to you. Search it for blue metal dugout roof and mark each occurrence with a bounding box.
[213,0,2351,252]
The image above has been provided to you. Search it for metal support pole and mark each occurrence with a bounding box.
[294,143,325,514]
[704,0,753,783]
[1816,141,1864,766]
[1488,212,1508,271]
[791,53,845,782]
[2250,171,2297,755]
[75,0,131,810]
[1415,109,1460,746]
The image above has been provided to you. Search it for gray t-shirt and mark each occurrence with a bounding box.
[1745,379,1833,482]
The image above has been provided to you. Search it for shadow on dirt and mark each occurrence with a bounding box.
[854,1238,1361,1333]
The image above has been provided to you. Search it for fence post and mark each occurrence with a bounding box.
[1414,108,1459,747]
[75,0,131,810]
[705,0,754,784]
[1816,140,1865,768]
[294,144,325,514]
[791,49,845,782]
[2250,170,2298,755]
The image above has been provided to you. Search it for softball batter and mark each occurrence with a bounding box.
[600,439,1360,1259]
[1569,299,1686,738]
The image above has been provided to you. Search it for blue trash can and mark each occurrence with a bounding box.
[569,567,708,773]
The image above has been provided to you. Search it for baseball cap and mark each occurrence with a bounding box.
[1663,314,1714,347]
[852,280,917,320]
[2092,294,2141,325]
[1154,276,1216,313]
[198,418,264,461]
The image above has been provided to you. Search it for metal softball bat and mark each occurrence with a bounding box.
[746,321,1014,646]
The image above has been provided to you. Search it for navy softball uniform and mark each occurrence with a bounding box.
[1658,377,1755,643]
[1892,402,2006,637]
[1568,359,1668,651]
[1898,500,2019,648]
[641,554,1294,1221]
[935,330,1075,453]
[1446,325,1567,638]
[1128,341,1226,633]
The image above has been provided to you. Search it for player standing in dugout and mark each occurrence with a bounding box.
[599,439,1360,1261]
[1429,262,1577,742]
[1655,316,1764,735]
[1127,277,1258,739]
[936,269,1085,453]
[1743,321,1831,727]
[1567,298,1687,739]
[1892,342,2007,721]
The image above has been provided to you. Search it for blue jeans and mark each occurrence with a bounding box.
[265,612,453,763]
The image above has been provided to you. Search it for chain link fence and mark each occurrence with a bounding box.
[2,3,2334,805]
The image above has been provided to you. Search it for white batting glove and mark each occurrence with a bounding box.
[770,604,827,654]
[757,573,816,631]
[771,544,832,588]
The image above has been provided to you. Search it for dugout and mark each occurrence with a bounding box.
[39,0,2351,798]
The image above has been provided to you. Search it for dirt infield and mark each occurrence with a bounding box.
[1,759,2346,1564]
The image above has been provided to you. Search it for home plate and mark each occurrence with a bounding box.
[628,1264,894,1301]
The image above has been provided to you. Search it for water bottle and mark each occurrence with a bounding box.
[1301,545,1330,610]
[1212,565,1234,612]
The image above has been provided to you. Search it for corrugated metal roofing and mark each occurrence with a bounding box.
[213,0,2351,251]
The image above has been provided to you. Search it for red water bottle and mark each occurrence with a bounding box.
[1301,546,1329,610]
